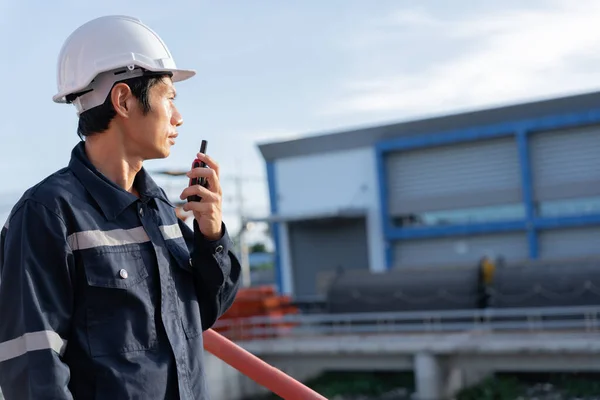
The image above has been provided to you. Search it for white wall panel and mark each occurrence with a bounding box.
[274,148,385,274]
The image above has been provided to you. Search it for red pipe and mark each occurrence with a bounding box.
[203,329,327,400]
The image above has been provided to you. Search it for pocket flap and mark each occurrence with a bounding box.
[83,250,149,289]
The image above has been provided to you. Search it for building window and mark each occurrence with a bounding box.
[392,203,526,227]
[537,196,600,218]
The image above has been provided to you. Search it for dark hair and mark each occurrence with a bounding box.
[66,73,169,140]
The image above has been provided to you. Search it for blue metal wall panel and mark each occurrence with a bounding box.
[533,214,600,229]
[375,146,394,269]
[265,161,283,293]
[516,129,538,259]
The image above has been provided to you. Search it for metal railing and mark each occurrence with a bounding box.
[203,329,326,399]
[213,305,600,340]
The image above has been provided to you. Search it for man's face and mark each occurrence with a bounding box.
[124,77,182,160]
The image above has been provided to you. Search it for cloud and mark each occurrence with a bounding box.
[377,8,442,29]
[253,129,305,145]
[322,0,600,118]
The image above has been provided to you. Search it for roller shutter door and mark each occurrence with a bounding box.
[288,218,369,298]
[385,137,521,215]
[393,232,529,268]
[530,126,600,201]
[538,226,600,259]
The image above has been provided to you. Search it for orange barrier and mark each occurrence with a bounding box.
[213,285,300,340]
[203,328,327,400]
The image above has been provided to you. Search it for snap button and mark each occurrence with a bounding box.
[119,269,128,279]
[215,245,224,254]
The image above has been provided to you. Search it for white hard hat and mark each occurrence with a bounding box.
[53,15,196,115]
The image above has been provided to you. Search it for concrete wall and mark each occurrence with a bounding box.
[204,350,323,400]
[204,351,268,400]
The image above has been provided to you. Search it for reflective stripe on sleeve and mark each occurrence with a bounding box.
[0,330,67,362]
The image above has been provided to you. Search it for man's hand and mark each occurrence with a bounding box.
[179,152,223,241]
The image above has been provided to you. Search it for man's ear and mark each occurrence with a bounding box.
[110,83,135,118]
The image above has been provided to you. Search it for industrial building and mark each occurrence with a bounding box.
[256,91,600,299]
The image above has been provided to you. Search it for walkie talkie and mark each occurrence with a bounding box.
[187,140,208,202]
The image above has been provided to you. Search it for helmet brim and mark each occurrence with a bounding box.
[52,67,196,104]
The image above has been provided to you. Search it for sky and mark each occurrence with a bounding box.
[2,0,600,242]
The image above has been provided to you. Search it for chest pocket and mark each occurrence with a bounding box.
[81,246,158,357]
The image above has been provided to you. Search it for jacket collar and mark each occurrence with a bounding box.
[68,141,174,221]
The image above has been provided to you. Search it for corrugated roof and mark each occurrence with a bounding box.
[257,90,600,161]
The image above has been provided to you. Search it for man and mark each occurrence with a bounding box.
[0,15,241,399]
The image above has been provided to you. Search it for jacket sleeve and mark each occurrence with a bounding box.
[178,218,241,330]
[0,200,74,400]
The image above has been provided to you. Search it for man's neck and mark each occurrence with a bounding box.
[84,137,142,196]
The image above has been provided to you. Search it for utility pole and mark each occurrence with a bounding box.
[233,158,251,288]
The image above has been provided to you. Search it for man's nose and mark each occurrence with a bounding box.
[172,108,183,127]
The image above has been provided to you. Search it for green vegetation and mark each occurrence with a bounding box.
[244,371,413,400]
[245,371,600,400]
[249,243,267,253]
[457,373,600,400]
[302,371,412,398]
[456,376,525,400]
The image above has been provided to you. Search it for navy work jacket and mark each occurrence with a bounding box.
[0,142,241,399]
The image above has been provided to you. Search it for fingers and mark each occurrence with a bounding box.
[179,184,220,203]
[182,198,221,215]
[197,153,220,177]
[186,165,222,194]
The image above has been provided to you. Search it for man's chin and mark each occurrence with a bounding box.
[142,148,170,161]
